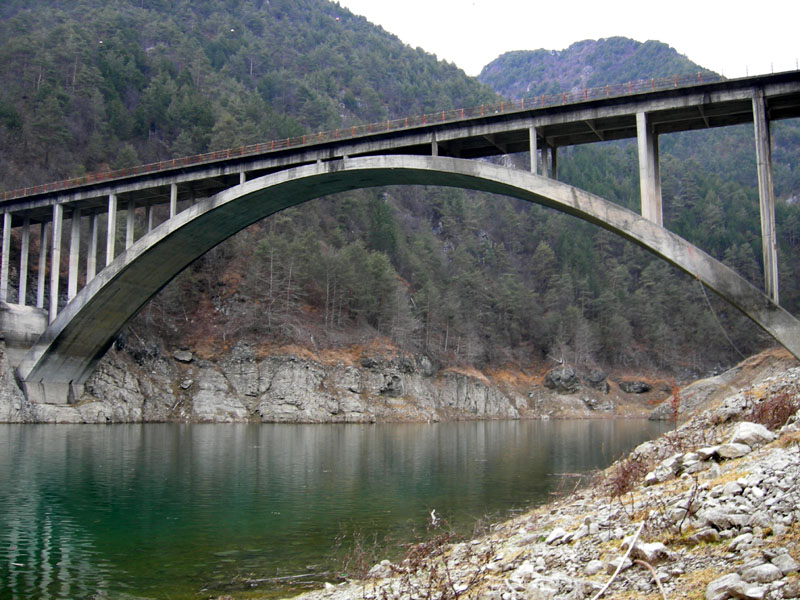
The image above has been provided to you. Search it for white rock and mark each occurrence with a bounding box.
[513,562,535,582]
[696,446,721,460]
[606,557,632,575]
[545,527,566,545]
[741,562,782,583]
[633,542,669,563]
[722,481,743,496]
[706,573,765,600]
[584,560,603,576]
[728,533,754,551]
[771,553,799,575]
[730,422,776,447]
[717,443,752,459]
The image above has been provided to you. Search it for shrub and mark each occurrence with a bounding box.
[749,392,799,431]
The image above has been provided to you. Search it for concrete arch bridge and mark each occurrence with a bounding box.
[2,72,800,403]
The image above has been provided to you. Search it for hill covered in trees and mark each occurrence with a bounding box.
[1,2,799,377]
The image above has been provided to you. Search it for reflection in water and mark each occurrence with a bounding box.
[0,420,666,599]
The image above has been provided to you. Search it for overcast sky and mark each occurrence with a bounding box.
[336,0,799,80]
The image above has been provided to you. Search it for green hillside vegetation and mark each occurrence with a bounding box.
[1,2,799,375]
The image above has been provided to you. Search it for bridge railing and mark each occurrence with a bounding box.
[1,72,724,202]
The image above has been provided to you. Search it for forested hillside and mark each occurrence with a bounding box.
[1,2,799,376]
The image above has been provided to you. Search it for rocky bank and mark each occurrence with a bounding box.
[284,360,800,600]
[0,336,672,424]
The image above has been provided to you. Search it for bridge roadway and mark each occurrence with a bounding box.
[1,71,800,403]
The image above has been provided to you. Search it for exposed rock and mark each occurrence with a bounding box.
[771,553,799,575]
[360,356,379,369]
[740,563,782,584]
[706,573,764,600]
[618,379,651,394]
[173,350,193,363]
[583,369,609,392]
[366,560,393,579]
[584,560,603,576]
[543,366,579,394]
[716,443,752,459]
[729,422,775,447]
[545,527,566,545]
[415,355,436,377]
[191,368,248,423]
[582,396,614,411]
[380,374,404,398]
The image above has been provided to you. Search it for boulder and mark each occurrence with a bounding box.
[740,563,782,584]
[583,369,609,392]
[173,350,193,363]
[771,553,799,575]
[706,573,764,600]
[618,380,651,394]
[716,443,752,459]
[544,366,580,394]
[729,422,776,447]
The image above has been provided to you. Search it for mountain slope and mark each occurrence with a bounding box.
[478,37,712,98]
[1,6,798,380]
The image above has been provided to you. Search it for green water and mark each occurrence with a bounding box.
[0,420,666,599]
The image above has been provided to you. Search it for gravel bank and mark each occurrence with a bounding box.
[286,366,800,600]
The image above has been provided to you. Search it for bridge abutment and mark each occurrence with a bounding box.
[0,302,47,369]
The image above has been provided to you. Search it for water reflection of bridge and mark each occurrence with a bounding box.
[1,71,799,403]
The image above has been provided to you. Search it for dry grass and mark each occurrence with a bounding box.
[443,366,490,386]
[749,391,799,430]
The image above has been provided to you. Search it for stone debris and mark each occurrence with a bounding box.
[292,366,800,600]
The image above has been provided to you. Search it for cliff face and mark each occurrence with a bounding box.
[0,339,662,424]
[0,341,526,423]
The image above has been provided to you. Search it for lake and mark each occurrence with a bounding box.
[0,420,667,599]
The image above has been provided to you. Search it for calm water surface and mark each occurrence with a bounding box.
[0,420,667,599]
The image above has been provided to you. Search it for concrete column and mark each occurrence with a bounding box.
[49,204,63,322]
[37,222,48,309]
[239,172,246,185]
[18,215,30,305]
[550,145,558,180]
[753,91,779,303]
[126,200,135,249]
[636,112,663,225]
[431,133,438,157]
[529,126,539,174]
[106,194,117,266]
[87,211,98,283]
[145,202,153,233]
[68,207,81,301]
[169,183,177,218]
[0,212,10,303]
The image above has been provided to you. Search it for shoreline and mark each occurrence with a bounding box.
[283,365,800,600]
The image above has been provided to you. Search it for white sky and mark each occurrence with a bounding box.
[335,0,800,80]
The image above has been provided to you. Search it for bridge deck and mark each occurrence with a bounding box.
[2,71,800,228]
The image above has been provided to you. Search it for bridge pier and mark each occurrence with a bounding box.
[753,91,779,303]
[37,222,48,309]
[49,204,63,323]
[636,112,663,225]
[106,193,117,267]
[18,215,29,305]
[0,213,10,302]
[68,207,81,300]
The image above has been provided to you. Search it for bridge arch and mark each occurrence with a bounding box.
[16,155,800,402]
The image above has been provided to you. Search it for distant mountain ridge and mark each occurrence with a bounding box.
[478,37,712,98]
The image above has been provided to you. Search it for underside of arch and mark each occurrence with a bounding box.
[16,155,800,403]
